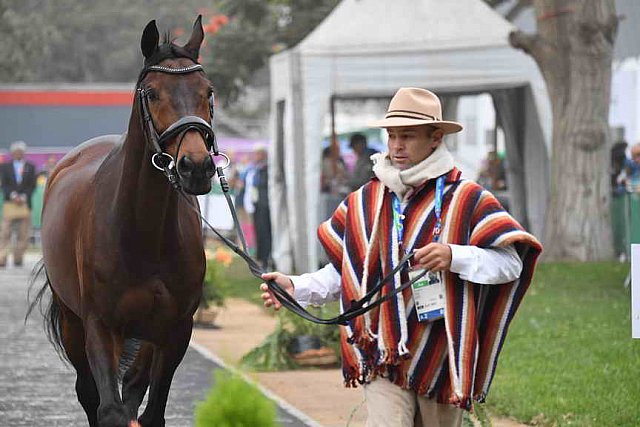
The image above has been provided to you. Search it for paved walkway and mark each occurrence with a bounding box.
[0,256,311,426]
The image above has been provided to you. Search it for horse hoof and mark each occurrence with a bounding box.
[129,421,141,427]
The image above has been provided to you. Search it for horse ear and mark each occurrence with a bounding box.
[183,15,204,59]
[141,20,159,59]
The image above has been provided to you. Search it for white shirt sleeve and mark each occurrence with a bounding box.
[448,244,523,284]
[290,263,342,307]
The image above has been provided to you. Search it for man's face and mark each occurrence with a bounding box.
[386,125,442,170]
[253,150,267,164]
[632,149,640,165]
[12,150,24,161]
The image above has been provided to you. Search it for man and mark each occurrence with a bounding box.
[244,145,272,269]
[347,133,378,191]
[622,142,640,192]
[260,88,542,426]
[0,141,37,267]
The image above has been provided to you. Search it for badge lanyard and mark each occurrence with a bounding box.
[393,175,447,322]
[392,175,445,251]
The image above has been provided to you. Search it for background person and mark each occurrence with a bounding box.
[260,88,542,427]
[621,142,640,192]
[244,145,272,269]
[346,132,378,191]
[320,144,349,221]
[0,141,37,267]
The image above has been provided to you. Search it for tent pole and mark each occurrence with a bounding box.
[330,95,338,177]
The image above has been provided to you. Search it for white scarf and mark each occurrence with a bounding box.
[371,143,455,201]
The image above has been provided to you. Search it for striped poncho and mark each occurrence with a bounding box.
[317,168,542,409]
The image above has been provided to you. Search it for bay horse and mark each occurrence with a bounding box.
[30,17,216,426]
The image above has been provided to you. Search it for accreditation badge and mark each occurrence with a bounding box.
[409,269,445,322]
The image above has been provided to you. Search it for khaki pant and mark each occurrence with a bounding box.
[0,202,31,266]
[364,378,463,427]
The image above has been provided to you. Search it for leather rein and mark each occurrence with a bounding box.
[141,62,424,326]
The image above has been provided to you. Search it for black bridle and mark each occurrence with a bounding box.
[138,61,426,326]
[137,63,227,188]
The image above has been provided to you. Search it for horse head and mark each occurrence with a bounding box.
[137,16,216,195]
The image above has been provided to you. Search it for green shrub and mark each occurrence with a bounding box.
[194,370,279,427]
[202,255,231,308]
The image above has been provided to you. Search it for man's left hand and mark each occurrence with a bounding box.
[412,243,452,272]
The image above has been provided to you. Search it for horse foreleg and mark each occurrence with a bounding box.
[59,300,100,426]
[122,342,153,418]
[138,319,192,427]
[84,313,135,427]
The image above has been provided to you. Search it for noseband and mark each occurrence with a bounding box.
[137,63,228,187]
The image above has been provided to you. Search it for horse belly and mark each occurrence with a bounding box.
[41,137,120,314]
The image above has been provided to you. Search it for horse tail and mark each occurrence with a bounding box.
[25,259,69,363]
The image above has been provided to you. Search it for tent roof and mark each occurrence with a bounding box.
[298,0,516,55]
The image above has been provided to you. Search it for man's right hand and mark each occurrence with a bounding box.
[260,272,295,310]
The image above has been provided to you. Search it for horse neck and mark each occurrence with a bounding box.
[114,107,180,251]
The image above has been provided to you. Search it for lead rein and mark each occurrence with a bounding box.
[179,166,427,326]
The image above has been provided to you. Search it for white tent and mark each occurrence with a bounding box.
[269,0,551,273]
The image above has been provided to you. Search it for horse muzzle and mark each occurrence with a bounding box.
[176,153,215,195]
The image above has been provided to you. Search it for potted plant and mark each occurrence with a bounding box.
[193,247,233,328]
[241,306,340,371]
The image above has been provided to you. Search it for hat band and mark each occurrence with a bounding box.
[385,109,439,121]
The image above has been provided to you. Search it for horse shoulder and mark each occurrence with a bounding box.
[41,134,125,314]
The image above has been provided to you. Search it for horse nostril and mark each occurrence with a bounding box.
[204,155,216,178]
[177,156,195,176]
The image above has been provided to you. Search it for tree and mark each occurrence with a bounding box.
[201,0,339,104]
[0,0,212,82]
[507,1,618,261]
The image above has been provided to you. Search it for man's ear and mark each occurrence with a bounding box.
[430,128,444,148]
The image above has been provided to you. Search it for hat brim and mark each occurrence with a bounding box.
[368,117,463,134]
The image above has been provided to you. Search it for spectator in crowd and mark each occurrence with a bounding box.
[259,87,541,427]
[0,141,37,267]
[477,150,506,191]
[320,143,349,221]
[244,145,272,269]
[621,142,640,192]
[320,144,349,194]
[38,155,59,180]
[610,140,628,194]
[346,133,378,191]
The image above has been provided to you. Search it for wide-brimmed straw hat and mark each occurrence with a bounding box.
[369,87,463,134]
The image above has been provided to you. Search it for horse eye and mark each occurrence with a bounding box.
[146,88,159,101]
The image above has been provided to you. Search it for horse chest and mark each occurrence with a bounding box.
[95,270,201,336]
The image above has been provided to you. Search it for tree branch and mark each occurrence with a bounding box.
[603,13,619,45]
[509,30,542,63]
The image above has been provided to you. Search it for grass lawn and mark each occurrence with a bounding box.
[221,257,640,426]
[487,262,640,426]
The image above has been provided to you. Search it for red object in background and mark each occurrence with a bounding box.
[0,90,133,106]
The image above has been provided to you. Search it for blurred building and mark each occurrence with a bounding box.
[0,84,268,233]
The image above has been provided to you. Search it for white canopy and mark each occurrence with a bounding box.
[269,0,551,273]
